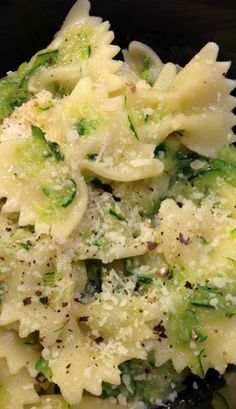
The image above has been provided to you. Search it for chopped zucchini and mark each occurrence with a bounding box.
[41,179,77,217]
[19,240,32,251]
[109,207,127,221]
[102,358,185,404]
[43,271,56,287]
[124,96,139,139]
[217,145,236,167]
[168,307,207,345]
[16,126,64,177]
[212,392,229,409]
[0,385,11,407]
[19,49,59,90]
[140,55,154,86]
[35,358,52,380]
[76,114,103,137]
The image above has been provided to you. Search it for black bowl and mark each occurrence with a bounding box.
[0,1,236,408]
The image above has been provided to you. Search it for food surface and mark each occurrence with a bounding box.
[0,1,236,408]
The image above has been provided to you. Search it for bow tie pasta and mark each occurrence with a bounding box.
[0,0,235,408]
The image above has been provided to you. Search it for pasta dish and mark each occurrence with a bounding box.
[0,1,235,408]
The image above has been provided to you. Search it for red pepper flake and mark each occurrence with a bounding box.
[35,290,42,297]
[66,363,71,369]
[95,336,104,344]
[184,281,193,289]
[147,241,158,250]
[79,316,89,322]
[153,320,167,339]
[179,232,191,245]
[125,80,136,92]
[23,297,32,306]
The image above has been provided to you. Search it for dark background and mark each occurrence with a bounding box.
[0,0,236,78]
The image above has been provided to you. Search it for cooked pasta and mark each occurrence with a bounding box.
[0,0,235,408]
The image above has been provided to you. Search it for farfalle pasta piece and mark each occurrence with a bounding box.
[63,77,164,181]
[0,359,39,409]
[46,294,160,404]
[158,198,236,279]
[0,0,122,125]
[0,235,76,346]
[46,315,121,404]
[73,292,160,352]
[123,41,163,87]
[170,42,236,155]
[72,186,156,263]
[28,0,122,95]
[122,43,236,156]
[0,126,88,238]
[0,328,40,377]
[154,297,236,377]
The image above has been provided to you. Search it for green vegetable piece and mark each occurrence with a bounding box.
[169,308,207,345]
[124,258,136,275]
[35,358,52,380]
[77,119,87,136]
[58,27,93,64]
[226,257,236,268]
[191,286,218,309]
[138,109,150,123]
[76,115,102,137]
[86,153,98,161]
[212,392,229,409]
[193,164,236,190]
[39,104,53,111]
[43,271,56,287]
[84,263,107,296]
[47,141,65,161]
[0,283,5,305]
[124,96,139,139]
[39,296,49,305]
[109,207,127,221]
[140,56,154,86]
[19,240,32,250]
[0,385,11,406]
[231,228,236,238]
[195,349,205,377]
[137,275,153,286]
[31,126,64,162]
[20,49,59,90]
[31,125,47,143]
[42,179,77,212]
[102,358,185,404]
[40,180,77,219]
[197,333,208,342]
[128,113,139,139]
[87,45,92,57]
[171,129,185,137]
[199,236,208,245]
[218,144,236,167]
[61,179,77,208]
[41,185,52,196]
[0,77,28,124]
